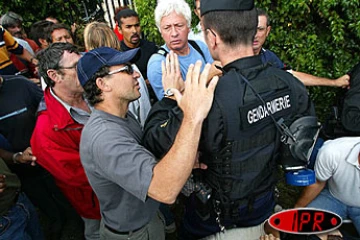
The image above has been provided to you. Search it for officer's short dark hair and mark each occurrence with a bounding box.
[36,42,79,87]
[115,9,139,28]
[83,66,110,106]
[202,8,257,47]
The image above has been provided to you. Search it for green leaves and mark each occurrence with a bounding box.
[257,0,360,120]
[3,0,359,121]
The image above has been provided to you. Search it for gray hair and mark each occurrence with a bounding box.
[155,0,192,31]
[0,11,23,28]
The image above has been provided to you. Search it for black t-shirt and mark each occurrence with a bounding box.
[0,75,42,151]
[120,39,158,80]
[0,75,44,177]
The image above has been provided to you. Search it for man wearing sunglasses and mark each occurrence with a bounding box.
[77,47,218,239]
[30,43,101,240]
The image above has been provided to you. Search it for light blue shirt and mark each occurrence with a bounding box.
[147,40,213,100]
[188,23,205,43]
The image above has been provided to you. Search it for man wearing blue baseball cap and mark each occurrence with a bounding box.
[78,47,219,239]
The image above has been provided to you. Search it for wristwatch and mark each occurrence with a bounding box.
[164,88,174,97]
[12,152,23,164]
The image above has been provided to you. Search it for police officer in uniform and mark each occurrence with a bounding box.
[143,0,315,239]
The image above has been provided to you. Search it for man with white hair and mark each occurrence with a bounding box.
[147,0,218,100]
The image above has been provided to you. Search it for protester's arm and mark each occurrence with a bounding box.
[295,137,334,208]
[0,147,37,166]
[3,28,38,66]
[16,48,38,66]
[292,71,350,88]
[148,53,219,204]
[294,179,326,208]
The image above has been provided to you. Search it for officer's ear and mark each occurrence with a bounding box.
[205,28,217,49]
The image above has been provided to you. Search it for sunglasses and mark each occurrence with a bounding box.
[108,64,134,76]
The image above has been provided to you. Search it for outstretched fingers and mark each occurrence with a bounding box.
[162,51,184,94]
[175,61,219,122]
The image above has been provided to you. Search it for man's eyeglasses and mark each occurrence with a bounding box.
[108,64,134,76]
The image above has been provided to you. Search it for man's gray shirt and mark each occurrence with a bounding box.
[80,109,159,231]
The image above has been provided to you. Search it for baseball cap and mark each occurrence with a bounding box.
[77,47,139,86]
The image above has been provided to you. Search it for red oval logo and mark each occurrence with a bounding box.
[268,208,342,234]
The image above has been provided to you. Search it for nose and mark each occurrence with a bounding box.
[133,70,141,79]
[170,26,178,37]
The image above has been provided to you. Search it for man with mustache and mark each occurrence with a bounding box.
[0,11,39,53]
[0,12,39,79]
[116,8,158,104]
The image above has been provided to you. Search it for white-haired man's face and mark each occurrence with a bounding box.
[160,11,190,54]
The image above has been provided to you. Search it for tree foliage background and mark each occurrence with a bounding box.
[135,0,360,120]
[2,0,360,120]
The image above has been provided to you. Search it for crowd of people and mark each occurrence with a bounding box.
[0,0,359,239]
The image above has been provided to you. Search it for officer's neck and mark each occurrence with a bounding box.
[219,45,254,67]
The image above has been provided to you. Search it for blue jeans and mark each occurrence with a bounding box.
[307,188,360,235]
[0,193,44,240]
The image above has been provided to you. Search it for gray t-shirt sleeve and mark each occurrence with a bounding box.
[92,128,157,202]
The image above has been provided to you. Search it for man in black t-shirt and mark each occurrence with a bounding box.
[116,8,158,104]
